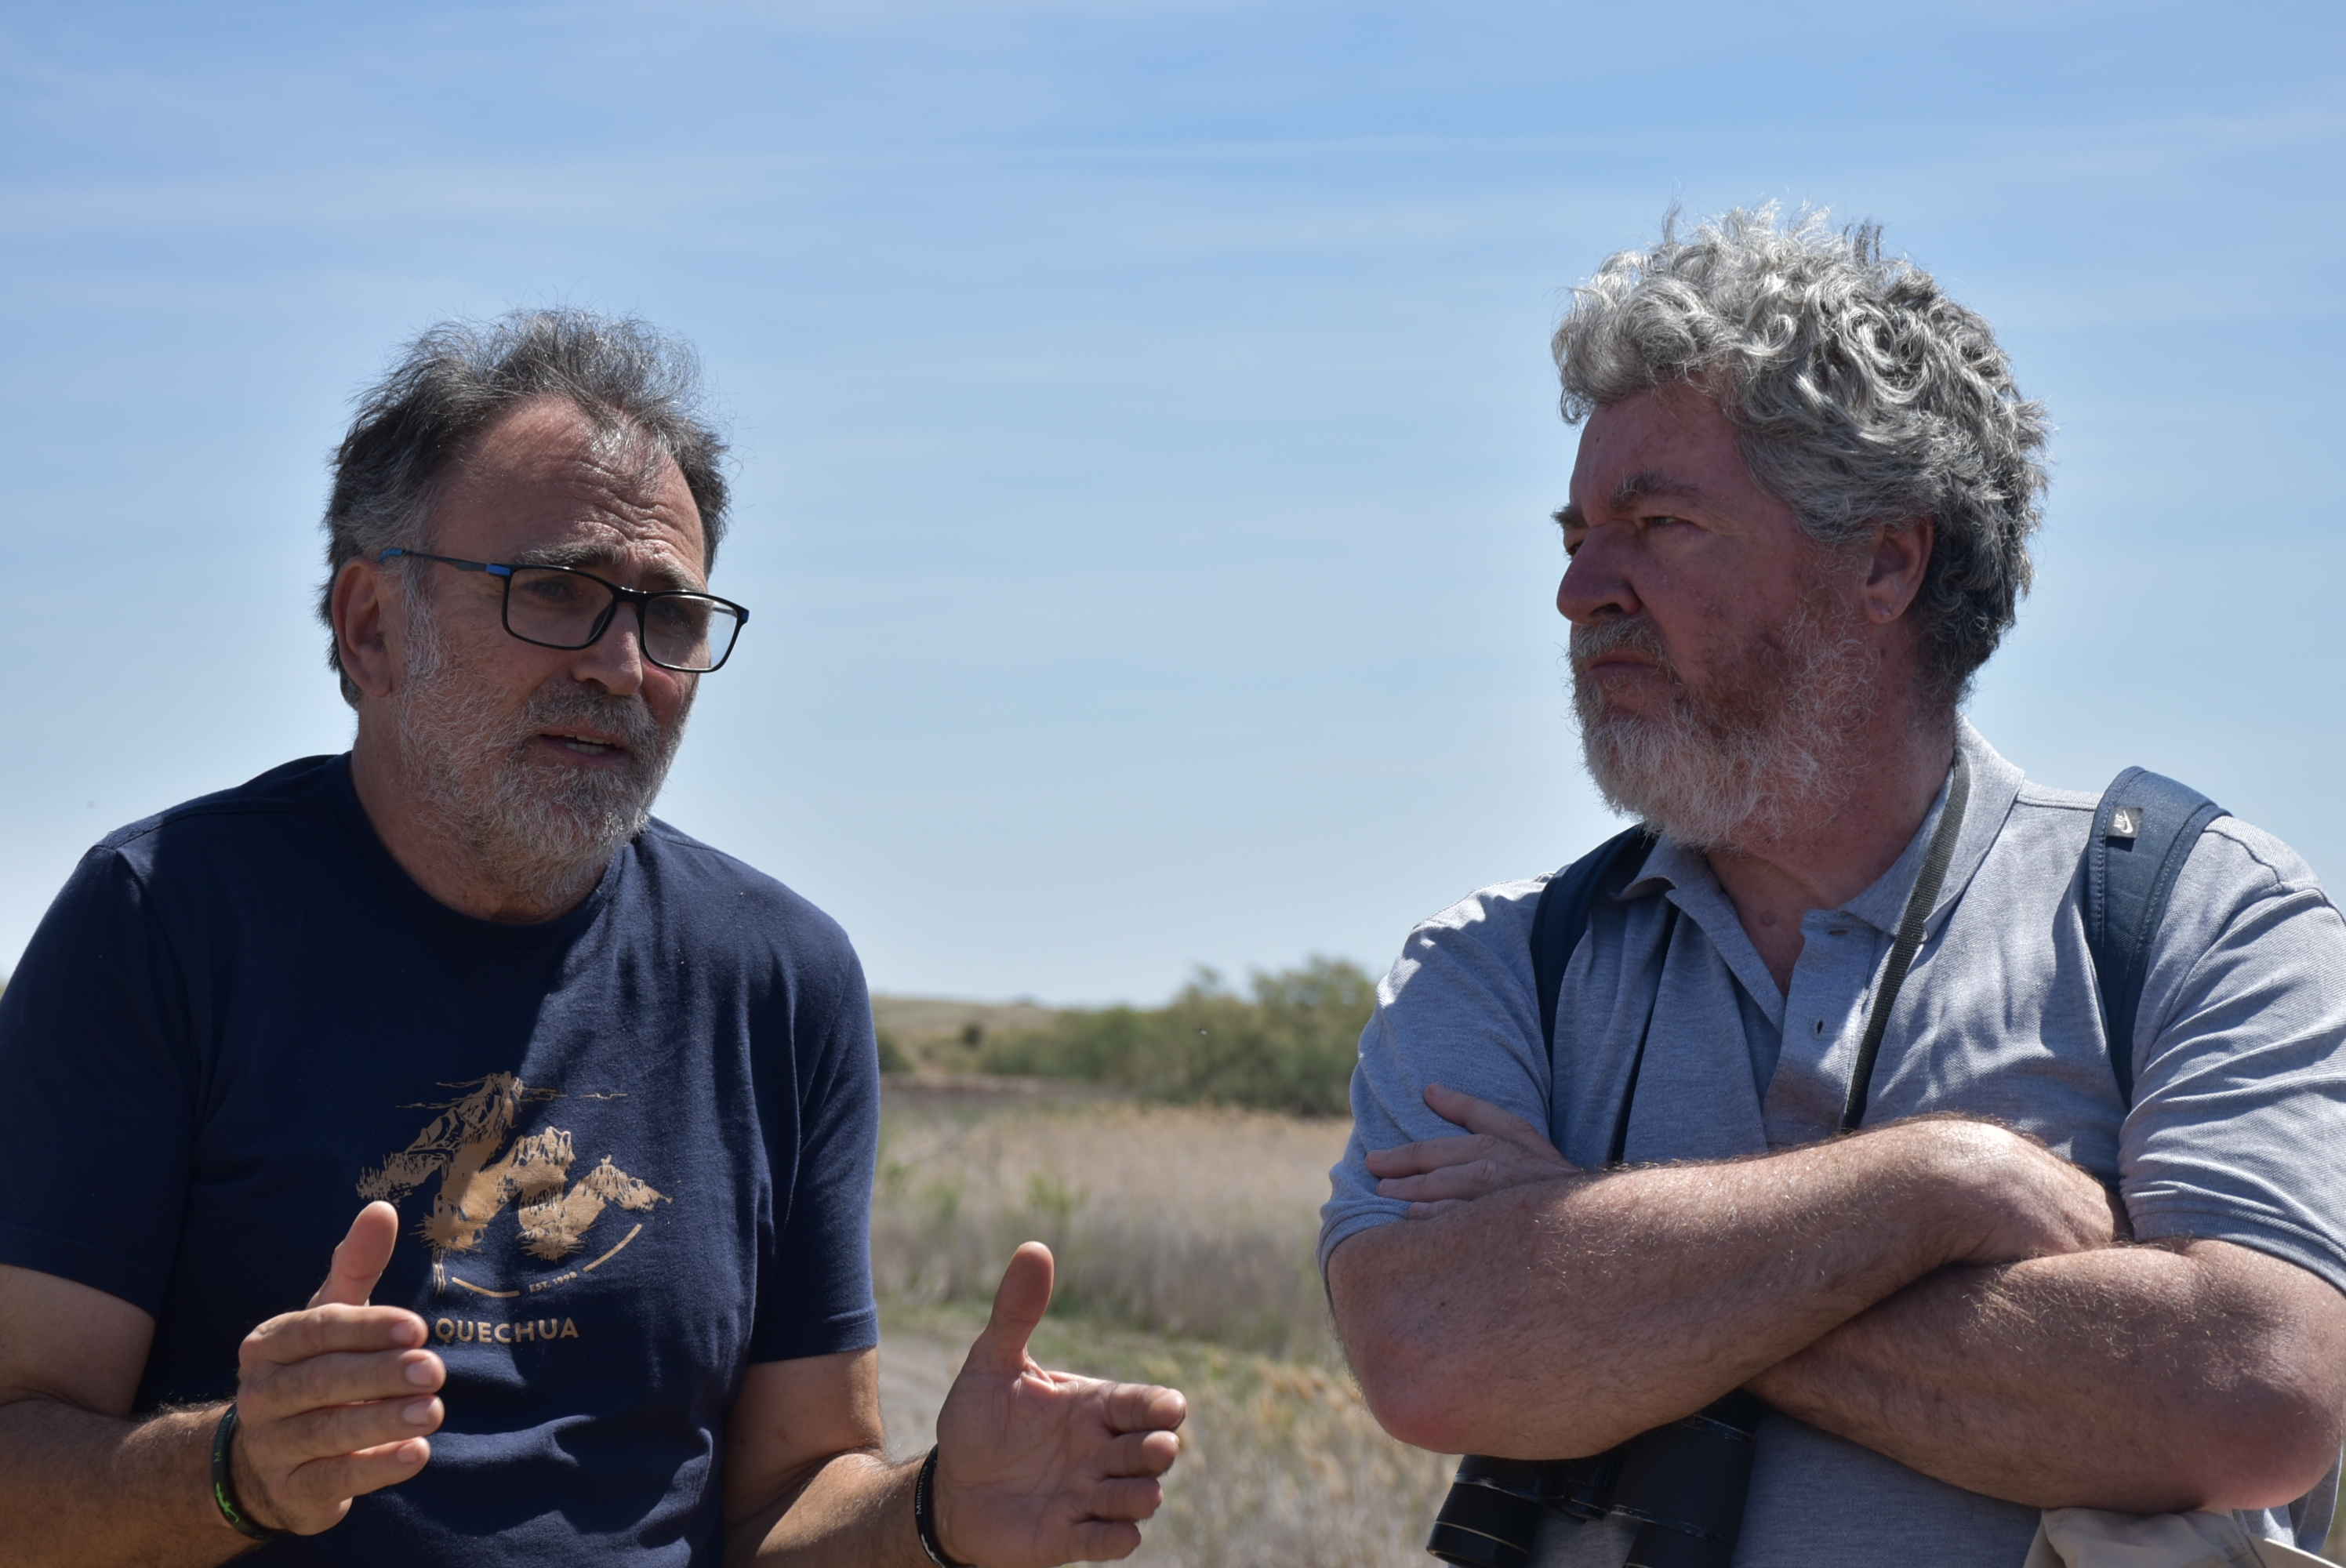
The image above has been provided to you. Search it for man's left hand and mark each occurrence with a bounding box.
[1367,1083,1581,1217]
[932,1243,1186,1566]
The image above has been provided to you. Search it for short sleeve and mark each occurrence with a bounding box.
[748,943,881,1363]
[0,845,200,1315]
[1317,880,1556,1278]
[2120,818,2346,1293]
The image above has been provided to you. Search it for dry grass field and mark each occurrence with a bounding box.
[869,1078,1454,1566]
[869,1076,2346,1566]
[871,994,1064,1072]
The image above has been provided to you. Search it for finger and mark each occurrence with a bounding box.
[1423,1083,1559,1152]
[242,1305,428,1370]
[1102,1381,1186,1434]
[242,1347,444,1421]
[271,1395,443,1464]
[1101,1428,1182,1477]
[283,1435,432,1515]
[1064,1519,1143,1563]
[308,1202,401,1310]
[1378,1163,1505,1203]
[964,1241,1054,1378]
[1084,1475,1165,1523]
[1406,1199,1472,1221]
[1365,1135,1492,1176]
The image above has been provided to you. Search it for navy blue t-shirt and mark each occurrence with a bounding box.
[0,755,881,1563]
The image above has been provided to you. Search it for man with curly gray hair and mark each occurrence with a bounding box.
[1321,209,2346,1566]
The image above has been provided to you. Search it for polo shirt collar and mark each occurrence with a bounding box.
[1843,717,2024,935]
[1611,716,2025,939]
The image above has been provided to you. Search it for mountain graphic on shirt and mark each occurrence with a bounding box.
[358,1073,668,1290]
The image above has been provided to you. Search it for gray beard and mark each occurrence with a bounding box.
[392,597,686,906]
[1571,594,1872,854]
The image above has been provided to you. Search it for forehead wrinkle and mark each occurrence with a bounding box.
[462,400,681,521]
[574,416,674,495]
[438,397,706,587]
[507,534,699,591]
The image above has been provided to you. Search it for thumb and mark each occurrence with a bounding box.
[308,1201,401,1309]
[964,1241,1054,1377]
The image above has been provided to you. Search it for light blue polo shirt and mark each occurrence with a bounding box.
[1321,721,2346,1565]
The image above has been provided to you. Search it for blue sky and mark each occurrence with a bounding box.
[5,1,2341,1003]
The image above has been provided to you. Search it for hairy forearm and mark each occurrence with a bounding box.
[1331,1122,1983,1457]
[0,1397,252,1567]
[728,1448,927,1568]
[1749,1242,2344,1512]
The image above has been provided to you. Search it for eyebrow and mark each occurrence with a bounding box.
[1552,470,1711,532]
[1612,470,1709,511]
[508,542,698,592]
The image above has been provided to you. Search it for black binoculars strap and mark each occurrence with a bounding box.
[1608,904,1680,1167]
[1838,748,1970,1133]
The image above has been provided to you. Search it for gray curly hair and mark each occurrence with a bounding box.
[1552,205,2048,709]
[318,309,731,707]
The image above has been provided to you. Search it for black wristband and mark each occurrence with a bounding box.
[210,1403,283,1542]
[913,1446,973,1568]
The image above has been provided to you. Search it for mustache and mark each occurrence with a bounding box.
[521,683,665,757]
[1570,616,1672,673]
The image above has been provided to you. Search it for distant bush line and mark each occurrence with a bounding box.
[970,956,1375,1118]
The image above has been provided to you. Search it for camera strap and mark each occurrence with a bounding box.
[1530,750,1974,1153]
[1838,747,1970,1132]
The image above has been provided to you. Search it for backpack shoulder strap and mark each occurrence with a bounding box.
[2086,767,2227,1102]
[1533,826,1654,1055]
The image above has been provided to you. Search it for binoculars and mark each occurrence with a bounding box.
[1426,1392,1765,1568]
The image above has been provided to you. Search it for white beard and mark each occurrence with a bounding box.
[391,595,687,901]
[1571,591,1873,854]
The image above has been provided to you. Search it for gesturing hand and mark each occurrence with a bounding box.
[230,1201,445,1535]
[931,1243,1186,1566]
[1367,1083,1582,1218]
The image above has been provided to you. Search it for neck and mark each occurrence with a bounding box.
[1705,701,1958,991]
[350,720,607,924]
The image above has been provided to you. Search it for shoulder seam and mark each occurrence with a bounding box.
[2199,817,2291,896]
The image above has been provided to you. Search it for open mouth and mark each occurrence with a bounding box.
[543,731,627,757]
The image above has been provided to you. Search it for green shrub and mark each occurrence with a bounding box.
[979,956,1375,1116]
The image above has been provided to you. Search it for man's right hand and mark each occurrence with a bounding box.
[229,1201,444,1535]
[1927,1120,2129,1267]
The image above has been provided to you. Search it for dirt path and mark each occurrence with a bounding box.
[874,1319,963,1457]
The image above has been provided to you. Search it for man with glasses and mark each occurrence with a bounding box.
[0,310,1185,1566]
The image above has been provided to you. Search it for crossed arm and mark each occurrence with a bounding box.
[1325,1087,2346,1514]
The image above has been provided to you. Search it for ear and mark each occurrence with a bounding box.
[1861,517,1934,624]
[332,557,401,700]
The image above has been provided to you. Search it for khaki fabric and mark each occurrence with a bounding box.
[2025,1509,2333,1568]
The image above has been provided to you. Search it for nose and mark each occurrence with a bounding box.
[567,605,647,699]
[1555,532,1640,627]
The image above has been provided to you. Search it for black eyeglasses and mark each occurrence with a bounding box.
[378,549,750,673]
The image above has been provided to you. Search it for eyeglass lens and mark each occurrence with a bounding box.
[505,567,742,671]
